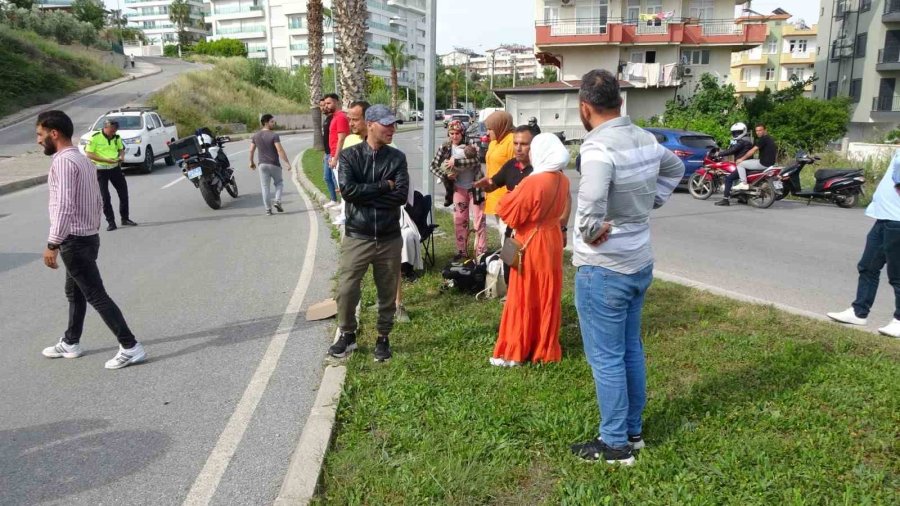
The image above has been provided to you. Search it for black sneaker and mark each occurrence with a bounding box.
[265,208,273,216]
[328,332,357,358]
[628,434,645,451]
[121,219,138,226]
[373,335,392,362]
[107,223,118,231]
[571,438,635,465]
[273,201,284,213]
[714,198,730,206]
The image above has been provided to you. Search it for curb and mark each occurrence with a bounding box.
[0,64,164,131]
[227,129,313,142]
[274,149,345,505]
[0,175,48,196]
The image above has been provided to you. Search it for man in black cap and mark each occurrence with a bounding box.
[329,104,410,362]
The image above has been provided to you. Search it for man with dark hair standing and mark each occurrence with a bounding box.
[329,105,409,361]
[475,125,537,239]
[85,119,137,231]
[321,96,339,208]
[249,114,292,215]
[37,110,146,370]
[324,94,350,222]
[570,70,683,465]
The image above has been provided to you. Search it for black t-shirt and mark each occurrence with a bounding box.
[492,159,533,192]
[756,135,776,167]
[323,114,333,155]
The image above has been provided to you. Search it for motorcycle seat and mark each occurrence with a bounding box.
[814,169,861,181]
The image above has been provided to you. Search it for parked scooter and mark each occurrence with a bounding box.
[777,152,865,208]
[168,132,238,210]
[688,150,782,208]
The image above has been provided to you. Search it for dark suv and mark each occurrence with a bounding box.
[465,121,489,162]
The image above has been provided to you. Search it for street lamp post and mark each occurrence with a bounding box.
[464,54,469,111]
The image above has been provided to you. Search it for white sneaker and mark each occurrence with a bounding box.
[42,339,83,359]
[826,307,867,326]
[104,342,147,370]
[732,182,749,191]
[489,357,506,367]
[332,215,345,226]
[324,201,340,209]
[878,319,900,337]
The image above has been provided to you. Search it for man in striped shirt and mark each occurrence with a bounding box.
[570,70,684,465]
[37,110,147,370]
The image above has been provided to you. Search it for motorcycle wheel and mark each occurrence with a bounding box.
[774,181,790,201]
[688,172,714,200]
[199,179,222,209]
[748,179,776,209]
[835,191,859,209]
[225,176,239,198]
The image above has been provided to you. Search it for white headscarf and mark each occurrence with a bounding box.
[529,133,569,174]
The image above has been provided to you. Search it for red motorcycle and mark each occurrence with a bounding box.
[688,152,782,209]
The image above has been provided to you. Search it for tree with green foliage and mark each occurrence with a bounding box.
[543,66,557,83]
[8,0,34,9]
[71,0,107,31]
[382,41,413,113]
[661,73,743,145]
[168,0,192,48]
[192,38,247,57]
[761,96,851,155]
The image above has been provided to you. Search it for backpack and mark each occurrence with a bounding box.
[441,257,486,294]
[476,251,506,300]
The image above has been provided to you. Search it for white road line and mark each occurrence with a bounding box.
[182,184,318,506]
[160,149,249,190]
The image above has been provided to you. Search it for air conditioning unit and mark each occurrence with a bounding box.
[683,67,693,76]
[561,0,575,6]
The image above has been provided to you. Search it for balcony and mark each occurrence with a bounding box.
[216,25,266,38]
[878,48,900,71]
[872,95,900,120]
[213,5,264,19]
[780,51,815,64]
[886,1,900,22]
[732,51,767,66]
[782,26,816,37]
[535,18,766,48]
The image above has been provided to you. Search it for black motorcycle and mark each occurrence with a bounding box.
[169,134,238,209]
[777,152,865,209]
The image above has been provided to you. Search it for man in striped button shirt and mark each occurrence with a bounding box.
[569,70,684,465]
[37,110,147,370]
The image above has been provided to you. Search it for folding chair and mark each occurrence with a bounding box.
[406,191,439,268]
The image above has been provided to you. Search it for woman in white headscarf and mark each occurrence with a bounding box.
[490,133,572,366]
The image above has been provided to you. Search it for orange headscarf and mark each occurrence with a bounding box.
[485,111,513,143]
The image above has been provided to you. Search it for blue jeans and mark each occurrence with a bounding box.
[852,220,900,319]
[324,154,337,201]
[575,263,654,449]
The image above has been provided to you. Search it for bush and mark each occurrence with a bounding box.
[163,44,179,57]
[192,38,247,57]
[761,97,851,155]
[0,7,100,48]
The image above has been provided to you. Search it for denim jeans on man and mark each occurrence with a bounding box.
[60,234,137,348]
[575,263,654,448]
[324,154,337,201]
[852,220,900,319]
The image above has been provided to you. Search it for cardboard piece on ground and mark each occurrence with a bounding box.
[306,298,337,321]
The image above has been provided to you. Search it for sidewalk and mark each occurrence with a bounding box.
[0,153,51,196]
[0,60,162,131]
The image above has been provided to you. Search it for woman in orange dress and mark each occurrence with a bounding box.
[490,133,571,366]
[483,111,515,220]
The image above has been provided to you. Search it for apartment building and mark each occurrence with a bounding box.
[441,45,548,80]
[125,0,209,46]
[206,0,426,90]
[730,11,817,97]
[815,0,900,140]
[499,0,765,139]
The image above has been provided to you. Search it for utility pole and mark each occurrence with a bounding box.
[511,53,517,88]
[423,0,436,197]
[464,54,469,110]
[489,50,495,89]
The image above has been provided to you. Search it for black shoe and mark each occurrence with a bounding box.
[571,438,635,465]
[107,223,117,231]
[628,434,645,451]
[373,335,392,362]
[273,201,284,213]
[443,197,453,207]
[328,332,357,358]
[265,209,273,216]
[714,198,731,206]
[121,219,138,226]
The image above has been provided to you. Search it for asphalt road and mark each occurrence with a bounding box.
[0,132,340,505]
[0,57,201,158]
[397,128,896,332]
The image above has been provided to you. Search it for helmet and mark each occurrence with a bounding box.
[730,122,748,139]
[528,117,538,126]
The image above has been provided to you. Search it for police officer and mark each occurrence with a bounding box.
[85,120,138,231]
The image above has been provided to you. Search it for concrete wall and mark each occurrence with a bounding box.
[625,87,677,121]
[847,142,897,163]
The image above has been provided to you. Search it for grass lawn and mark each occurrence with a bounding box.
[312,207,899,504]
[302,148,329,199]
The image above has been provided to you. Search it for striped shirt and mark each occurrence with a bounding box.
[574,116,684,274]
[48,146,102,244]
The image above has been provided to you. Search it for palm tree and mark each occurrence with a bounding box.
[446,67,463,108]
[308,0,325,150]
[332,0,368,103]
[168,0,192,48]
[381,41,413,114]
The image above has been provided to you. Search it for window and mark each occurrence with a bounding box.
[766,39,778,54]
[626,0,640,22]
[645,50,656,63]
[788,39,808,53]
[630,51,644,63]
[689,0,714,20]
[629,50,657,63]
[826,81,838,99]
[860,0,871,12]
[149,114,162,129]
[543,5,559,23]
[855,33,867,57]
[849,78,862,103]
[575,0,608,35]
[765,67,775,80]
[645,0,662,15]
[741,67,752,82]
[679,135,718,149]
[681,49,710,65]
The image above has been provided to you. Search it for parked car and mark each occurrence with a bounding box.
[410,110,424,121]
[446,113,471,131]
[443,108,465,126]
[435,109,444,121]
[79,107,178,174]
[465,121,489,162]
[643,127,718,184]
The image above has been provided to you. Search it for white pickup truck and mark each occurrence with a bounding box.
[79,107,178,173]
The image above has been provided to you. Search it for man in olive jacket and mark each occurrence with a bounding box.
[330,104,410,362]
